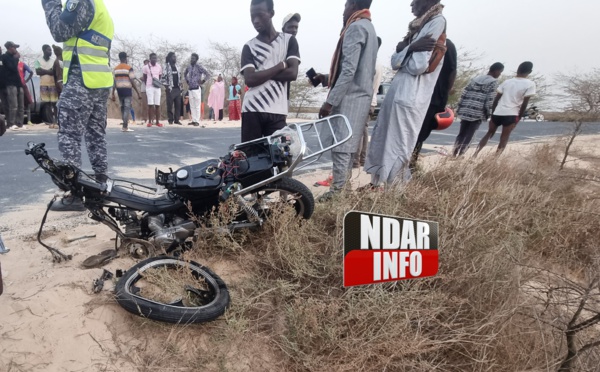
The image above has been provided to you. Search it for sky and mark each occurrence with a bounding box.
[0,0,596,84]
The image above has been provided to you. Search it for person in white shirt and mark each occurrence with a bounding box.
[475,61,536,156]
[142,53,164,127]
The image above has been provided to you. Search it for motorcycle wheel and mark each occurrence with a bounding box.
[243,177,315,220]
[115,256,230,324]
[536,114,545,122]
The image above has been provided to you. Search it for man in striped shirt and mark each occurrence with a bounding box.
[240,0,300,142]
[453,62,504,156]
[112,52,141,132]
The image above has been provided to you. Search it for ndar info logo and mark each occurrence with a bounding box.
[343,211,439,287]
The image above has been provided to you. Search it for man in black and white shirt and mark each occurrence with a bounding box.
[240,0,300,142]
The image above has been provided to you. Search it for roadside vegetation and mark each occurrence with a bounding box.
[99,138,600,371]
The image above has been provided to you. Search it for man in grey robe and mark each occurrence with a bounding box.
[364,0,447,187]
[314,0,378,201]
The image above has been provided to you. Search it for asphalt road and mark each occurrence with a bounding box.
[1,120,598,214]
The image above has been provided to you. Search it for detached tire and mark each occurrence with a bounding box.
[115,256,230,324]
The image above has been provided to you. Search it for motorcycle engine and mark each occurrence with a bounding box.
[109,207,142,238]
[109,208,196,252]
[147,215,196,250]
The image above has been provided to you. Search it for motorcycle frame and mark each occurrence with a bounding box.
[26,114,353,258]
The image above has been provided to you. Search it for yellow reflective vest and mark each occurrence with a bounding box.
[63,0,114,89]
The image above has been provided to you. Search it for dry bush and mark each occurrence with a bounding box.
[115,143,600,371]
[545,111,600,122]
[224,145,600,371]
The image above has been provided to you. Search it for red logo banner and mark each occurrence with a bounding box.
[343,211,439,287]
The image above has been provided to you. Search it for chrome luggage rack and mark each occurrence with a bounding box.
[232,114,352,196]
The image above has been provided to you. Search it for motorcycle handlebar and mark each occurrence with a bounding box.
[24,142,48,159]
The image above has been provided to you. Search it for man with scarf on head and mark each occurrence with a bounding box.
[364,0,447,188]
[313,0,378,202]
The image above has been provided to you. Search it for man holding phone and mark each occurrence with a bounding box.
[311,0,378,201]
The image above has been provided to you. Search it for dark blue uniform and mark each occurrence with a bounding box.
[42,0,110,179]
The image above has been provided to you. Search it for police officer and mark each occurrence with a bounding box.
[42,0,114,211]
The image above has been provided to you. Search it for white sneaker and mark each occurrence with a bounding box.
[10,125,20,130]
[122,128,134,132]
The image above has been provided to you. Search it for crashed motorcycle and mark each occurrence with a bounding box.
[25,115,351,323]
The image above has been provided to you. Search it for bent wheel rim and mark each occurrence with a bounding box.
[122,258,221,310]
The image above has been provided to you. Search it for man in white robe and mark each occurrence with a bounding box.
[365,0,447,187]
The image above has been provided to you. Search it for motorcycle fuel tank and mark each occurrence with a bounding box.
[172,159,223,192]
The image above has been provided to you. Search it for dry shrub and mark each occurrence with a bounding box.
[135,265,209,306]
[117,144,600,371]
[226,145,600,371]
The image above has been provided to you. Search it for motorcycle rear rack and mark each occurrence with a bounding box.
[233,114,352,196]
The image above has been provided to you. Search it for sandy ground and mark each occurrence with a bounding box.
[1,132,598,371]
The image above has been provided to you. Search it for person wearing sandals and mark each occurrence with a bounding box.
[364,0,447,189]
[143,53,164,127]
[184,53,210,127]
[35,44,58,127]
[312,0,377,201]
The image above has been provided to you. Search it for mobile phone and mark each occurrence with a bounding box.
[306,68,320,87]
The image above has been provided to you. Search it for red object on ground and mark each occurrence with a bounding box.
[315,175,333,187]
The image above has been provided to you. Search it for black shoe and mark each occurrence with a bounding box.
[174,121,182,125]
[50,196,87,212]
[168,121,173,125]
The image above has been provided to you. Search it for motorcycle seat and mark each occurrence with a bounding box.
[108,185,183,214]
